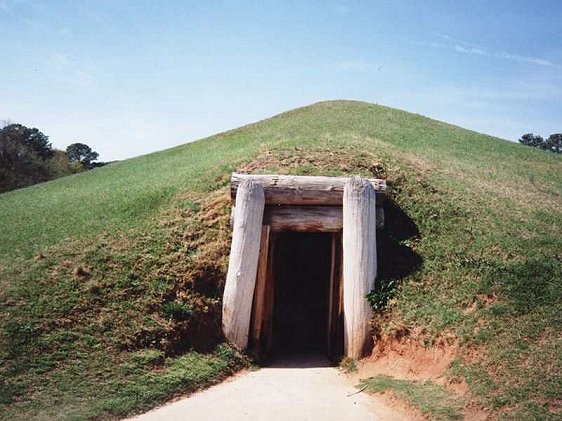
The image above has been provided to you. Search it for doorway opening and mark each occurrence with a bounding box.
[272,232,332,355]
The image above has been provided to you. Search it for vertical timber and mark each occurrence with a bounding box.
[343,177,377,358]
[222,180,265,349]
[265,234,276,353]
[327,234,336,354]
[327,233,344,360]
[250,226,271,352]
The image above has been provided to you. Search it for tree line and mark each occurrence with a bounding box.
[519,133,562,154]
[0,122,105,193]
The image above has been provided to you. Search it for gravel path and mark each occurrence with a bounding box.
[129,354,407,421]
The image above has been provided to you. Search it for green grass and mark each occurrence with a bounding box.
[1,100,561,419]
[360,375,463,420]
[0,126,266,258]
[339,357,358,374]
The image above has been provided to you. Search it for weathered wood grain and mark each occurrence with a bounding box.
[250,226,271,350]
[264,235,276,352]
[222,180,265,349]
[343,177,377,358]
[327,233,344,359]
[231,173,386,206]
[232,205,384,232]
[264,206,342,232]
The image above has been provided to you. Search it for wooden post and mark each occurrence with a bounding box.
[265,235,276,353]
[327,234,336,355]
[327,233,344,359]
[222,180,265,349]
[250,226,271,351]
[343,177,377,358]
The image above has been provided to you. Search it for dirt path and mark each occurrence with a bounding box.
[129,354,409,421]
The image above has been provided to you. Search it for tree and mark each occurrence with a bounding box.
[0,124,53,192]
[0,123,53,158]
[519,133,545,149]
[66,143,99,169]
[545,134,562,154]
[0,124,103,193]
[518,133,562,154]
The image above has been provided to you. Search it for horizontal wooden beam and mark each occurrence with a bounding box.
[258,205,384,232]
[264,206,342,232]
[231,173,386,206]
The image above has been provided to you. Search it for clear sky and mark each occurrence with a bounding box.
[1,1,561,161]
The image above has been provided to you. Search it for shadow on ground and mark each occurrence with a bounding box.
[266,353,333,369]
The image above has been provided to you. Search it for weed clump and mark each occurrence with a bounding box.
[360,375,463,420]
[161,301,193,321]
[340,357,358,373]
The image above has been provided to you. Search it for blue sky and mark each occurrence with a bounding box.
[1,0,561,161]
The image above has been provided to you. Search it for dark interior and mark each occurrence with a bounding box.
[272,232,332,354]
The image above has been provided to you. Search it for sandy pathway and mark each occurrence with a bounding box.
[129,354,408,421]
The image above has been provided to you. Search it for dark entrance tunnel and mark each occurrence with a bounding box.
[272,232,332,355]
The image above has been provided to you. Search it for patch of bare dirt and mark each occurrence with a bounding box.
[463,404,493,421]
[366,328,457,381]
[347,328,493,420]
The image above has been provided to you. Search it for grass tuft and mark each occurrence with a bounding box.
[360,375,463,420]
[339,357,358,374]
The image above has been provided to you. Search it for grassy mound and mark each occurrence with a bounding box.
[1,100,560,419]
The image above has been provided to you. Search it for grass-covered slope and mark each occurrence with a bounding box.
[1,101,560,420]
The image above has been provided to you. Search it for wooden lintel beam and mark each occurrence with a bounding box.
[264,206,342,232]
[232,205,385,232]
[231,173,386,206]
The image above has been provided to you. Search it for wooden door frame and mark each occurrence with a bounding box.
[223,174,381,358]
[327,232,344,360]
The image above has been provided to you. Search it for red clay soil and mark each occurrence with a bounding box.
[348,328,492,420]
